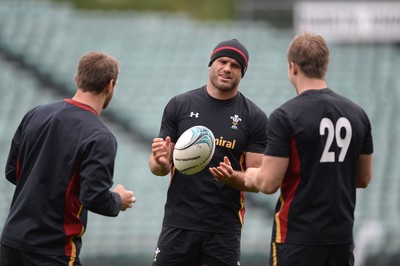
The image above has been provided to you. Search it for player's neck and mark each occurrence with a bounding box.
[72,89,104,115]
[206,82,238,100]
[295,78,327,95]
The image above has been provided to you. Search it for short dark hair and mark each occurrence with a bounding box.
[76,51,119,93]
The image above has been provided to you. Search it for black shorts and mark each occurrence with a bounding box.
[270,242,354,266]
[0,244,81,266]
[152,226,241,266]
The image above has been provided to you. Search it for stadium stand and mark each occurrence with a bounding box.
[0,0,400,265]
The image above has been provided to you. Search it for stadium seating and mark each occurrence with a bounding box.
[0,0,400,265]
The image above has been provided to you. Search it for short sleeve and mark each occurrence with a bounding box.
[360,111,373,155]
[265,108,292,157]
[158,97,179,142]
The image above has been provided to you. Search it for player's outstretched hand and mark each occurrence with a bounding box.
[113,184,136,211]
[209,156,234,183]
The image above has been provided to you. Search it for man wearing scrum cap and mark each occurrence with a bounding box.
[149,39,268,266]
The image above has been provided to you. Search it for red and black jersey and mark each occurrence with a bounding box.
[266,88,373,245]
[1,99,121,257]
[158,86,268,233]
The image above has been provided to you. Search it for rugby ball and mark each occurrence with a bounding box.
[173,125,216,175]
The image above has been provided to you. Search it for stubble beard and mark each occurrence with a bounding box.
[210,75,239,93]
[103,93,113,109]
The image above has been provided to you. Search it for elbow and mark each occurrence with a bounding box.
[357,183,369,189]
[260,188,279,195]
[356,179,371,189]
[259,184,280,195]
[255,175,282,195]
[356,173,372,189]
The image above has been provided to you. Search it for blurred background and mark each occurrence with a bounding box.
[0,0,399,265]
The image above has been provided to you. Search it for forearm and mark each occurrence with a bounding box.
[242,166,276,193]
[251,156,288,194]
[227,170,259,192]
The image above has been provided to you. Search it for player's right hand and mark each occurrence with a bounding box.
[113,184,136,211]
[151,136,172,167]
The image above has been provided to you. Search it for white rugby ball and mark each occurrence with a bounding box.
[173,125,216,175]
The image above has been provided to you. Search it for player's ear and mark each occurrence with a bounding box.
[111,79,117,88]
[105,79,115,93]
[289,62,298,75]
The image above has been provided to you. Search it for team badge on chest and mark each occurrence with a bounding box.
[230,114,242,130]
